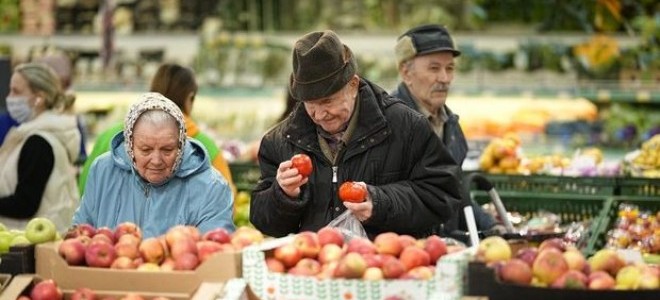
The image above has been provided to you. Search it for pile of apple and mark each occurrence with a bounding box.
[58,222,264,271]
[606,204,660,254]
[264,227,457,280]
[0,217,60,254]
[479,133,522,175]
[16,278,172,300]
[477,236,660,290]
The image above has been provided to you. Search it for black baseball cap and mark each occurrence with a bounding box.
[395,24,460,65]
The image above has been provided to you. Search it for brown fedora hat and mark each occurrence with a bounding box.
[289,30,357,101]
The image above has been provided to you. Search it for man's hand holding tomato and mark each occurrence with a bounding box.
[339,181,372,222]
[277,154,313,198]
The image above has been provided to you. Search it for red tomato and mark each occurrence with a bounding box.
[338,181,367,203]
[291,153,313,177]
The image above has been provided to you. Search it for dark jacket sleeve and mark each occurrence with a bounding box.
[0,135,54,218]
[249,135,309,237]
[364,112,463,235]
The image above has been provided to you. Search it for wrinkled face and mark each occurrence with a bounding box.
[131,119,179,184]
[401,51,455,113]
[303,76,359,135]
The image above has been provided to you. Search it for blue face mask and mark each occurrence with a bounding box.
[6,96,35,124]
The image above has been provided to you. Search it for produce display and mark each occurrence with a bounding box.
[264,227,463,280]
[625,134,660,178]
[606,204,660,255]
[476,236,659,290]
[0,218,60,254]
[58,223,262,270]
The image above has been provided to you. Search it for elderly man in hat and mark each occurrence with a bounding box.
[392,24,499,234]
[250,30,462,239]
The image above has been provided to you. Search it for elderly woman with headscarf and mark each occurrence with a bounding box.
[72,92,235,238]
[0,62,80,233]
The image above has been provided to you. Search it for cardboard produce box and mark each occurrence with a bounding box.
[35,241,241,296]
[242,237,474,300]
[466,261,660,300]
[0,274,247,300]
[0,273,11,292]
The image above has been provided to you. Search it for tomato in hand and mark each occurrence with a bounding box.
[291,153,313,177]
[338,181,367,203]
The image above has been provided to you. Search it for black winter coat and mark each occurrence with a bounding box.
[250,79,462,239]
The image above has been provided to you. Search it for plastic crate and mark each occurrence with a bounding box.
[472,192,610,254]
[229,162,261,192]
[473,192,609,226]
[616,177,660,197]
[479,174,617,195]
[0,245,35,276]
[585,196,660,256]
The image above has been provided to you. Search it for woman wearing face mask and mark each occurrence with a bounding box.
[0,62,80,232]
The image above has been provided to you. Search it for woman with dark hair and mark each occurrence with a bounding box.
[78,63,236,198]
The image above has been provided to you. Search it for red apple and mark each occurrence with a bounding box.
[58,238,87,266]
[114,222,142,241]
[515,247,539,267]
[404,265,435,280]
[563,248,587,271]
[289,258,321,276]
[95,227,116,244]
[423,235,447,264]
[317,226,344,247]
[333,252,367,279]
[399,246,431,271]
[551,269,588,289]
[196,240,224,263]
[114,238,140,260]
[169,236,197,260]
[318,243,344,264]
[316,261,338,280]
[363,267,384,280]
[274,243,303,268]
[230,226,264,249]
[202,228,231,244]
[165,225,190,247]
[346,237,377,255]
[110,256,138,269]
[30,279,63,300]
[293,231,321,258]
[67,223,96,239]
[266,257,286,273]
[374,232,403,257]
[174,252,200,270]
[71,287,96,300]
[538,238,567,252]
[588,270,616,290]
[532,248,569,285]
[85,242,117,268]
[362,254,384,268]
[91,233,114,245]
[381,255,406,279]
[160,257,176,271]
[398,235,417,249]
[588,248,626,276]
[498,258,533,285]
[139,237,165,264]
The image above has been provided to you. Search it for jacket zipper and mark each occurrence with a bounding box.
[141,184,150,228]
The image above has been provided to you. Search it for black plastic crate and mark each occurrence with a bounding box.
[0,245,35,276]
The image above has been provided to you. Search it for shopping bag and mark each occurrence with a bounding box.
[327,210,368,240]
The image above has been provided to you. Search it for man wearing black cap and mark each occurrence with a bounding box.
[250,30,463,239]
[392,24,499,234]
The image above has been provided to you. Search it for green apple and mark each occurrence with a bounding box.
[25,217,57,244]
[9,229,25,238]
[0,231,13,253]
[10,235,31,246]
[0,222,7,232]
